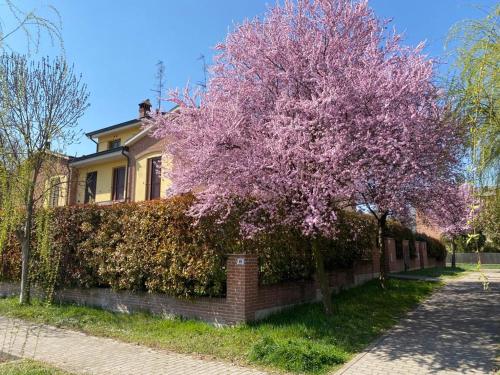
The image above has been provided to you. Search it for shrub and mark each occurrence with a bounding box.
[0,232,21,282]
[2,197,379,298]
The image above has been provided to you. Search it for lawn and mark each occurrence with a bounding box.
[454,263,500,270]
[0,279,439,374]
[394,264,500,280]
[0,359,72,375]
[394,266,467,279]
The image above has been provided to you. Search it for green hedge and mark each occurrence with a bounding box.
[1,197,377,298]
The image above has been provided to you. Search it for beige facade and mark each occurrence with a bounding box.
[42,100,173,207]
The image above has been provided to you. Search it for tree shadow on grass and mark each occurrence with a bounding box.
[247,279,437,373]
[395,266,468,278]
[250,273,499,374]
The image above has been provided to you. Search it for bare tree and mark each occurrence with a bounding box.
[0,53,89,304]
[0,0,63,53]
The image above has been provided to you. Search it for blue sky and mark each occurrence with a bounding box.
[1,0,496,156]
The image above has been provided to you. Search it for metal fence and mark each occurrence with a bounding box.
[447,252,500,264]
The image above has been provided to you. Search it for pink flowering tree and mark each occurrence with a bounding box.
[153,0,464,312]
[423,184,478,267]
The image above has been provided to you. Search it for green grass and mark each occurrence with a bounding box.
[454,263,500,270]
[394,264,499,280]
[394,266,468,279]
[0,279,439,374]
[0,359,73,375]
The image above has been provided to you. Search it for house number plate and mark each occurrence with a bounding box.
[237,258,245,265]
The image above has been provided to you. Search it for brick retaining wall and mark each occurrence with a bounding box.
[0,239,441,324]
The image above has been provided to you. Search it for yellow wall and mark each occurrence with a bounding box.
[75,160,127,204]
[135,153,171,201]
[97,127,141,152]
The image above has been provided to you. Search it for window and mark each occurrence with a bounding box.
[112,167,126,201]
[108,139,121,149]
[84,172,97,204]
[48,177,61,207]
[147,157,162,200]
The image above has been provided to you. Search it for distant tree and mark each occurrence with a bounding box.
[424,184,478,267]
[0,53,89,304]
[153,0,464,312]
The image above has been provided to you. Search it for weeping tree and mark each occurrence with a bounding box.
[0,0,62,52]
[424,184,479,268]
[0,53,89,304]
[447,5,499,185]
[446,6,499,253]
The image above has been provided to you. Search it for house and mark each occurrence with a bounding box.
[45,99,172,207]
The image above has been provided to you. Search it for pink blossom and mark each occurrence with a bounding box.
[152,0,464,238]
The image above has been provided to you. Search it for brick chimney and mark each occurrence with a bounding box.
[138,99,152,118]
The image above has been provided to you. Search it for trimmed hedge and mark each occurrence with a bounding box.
[1,197,378,298]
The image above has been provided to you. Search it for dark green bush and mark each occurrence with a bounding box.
[2,197,378,297]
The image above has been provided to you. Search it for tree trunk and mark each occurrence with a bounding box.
[312,238,333,315]
[19,231,31,304]
[377,214,388,289]
[451,241,456,268]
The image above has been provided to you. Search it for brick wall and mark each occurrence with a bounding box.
[385,238,406,273]
[0,239,441,325]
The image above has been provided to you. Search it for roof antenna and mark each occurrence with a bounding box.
[151,60,165,112]
[196,54,207,90]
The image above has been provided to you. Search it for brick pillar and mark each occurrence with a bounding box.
[226,254,259,323]
[402,240,410,271]
[411,240,418,269]
[420,241,429,268]
[416,241,425,269]
[384,238,396,273]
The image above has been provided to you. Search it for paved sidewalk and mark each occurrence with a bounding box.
[337,270,500,375]
[0,316,266,375]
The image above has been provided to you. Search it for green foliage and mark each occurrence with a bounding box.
[451,232,487,253]
[477,189,500,251]
[2,197,378,298]
[0,160,28,256]
[447,5,499,186]
[32,209,60,303]
[0,279,439,374]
